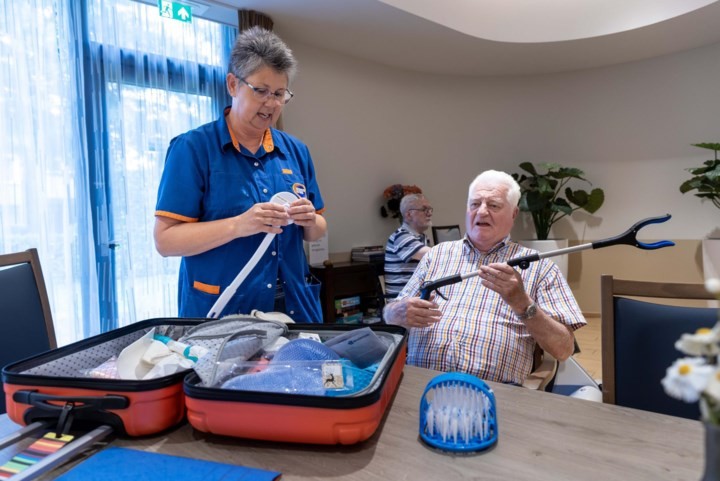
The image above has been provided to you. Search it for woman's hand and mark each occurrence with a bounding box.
[287,198,317,228]
[237,202,290,236]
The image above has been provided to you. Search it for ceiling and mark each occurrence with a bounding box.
[183,0,720,76]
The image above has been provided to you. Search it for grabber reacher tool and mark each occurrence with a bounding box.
[419,214,675,301]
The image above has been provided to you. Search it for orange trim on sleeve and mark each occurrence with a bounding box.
[193,281,220,295]
[316,208,326,215]
[155,211,199,223]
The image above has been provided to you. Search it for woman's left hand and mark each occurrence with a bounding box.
[287,198,317,228]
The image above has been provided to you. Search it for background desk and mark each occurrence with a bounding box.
[1,365,704,480]
[310,261,384,323]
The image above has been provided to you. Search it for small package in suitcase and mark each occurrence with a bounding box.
[1,317,213,436]
[183,323,407,445]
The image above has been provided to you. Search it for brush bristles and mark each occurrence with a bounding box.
[423,381,492,444]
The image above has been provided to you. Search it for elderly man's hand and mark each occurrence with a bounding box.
[479,262,529,312]
[389,297,442,329]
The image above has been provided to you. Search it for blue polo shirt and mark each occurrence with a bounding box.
[155,109,325,322]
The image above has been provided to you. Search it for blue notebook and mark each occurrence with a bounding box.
[55,447,281,481]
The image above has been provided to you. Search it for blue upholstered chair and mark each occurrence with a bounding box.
[600,275,717,419]
[0,248,57,413]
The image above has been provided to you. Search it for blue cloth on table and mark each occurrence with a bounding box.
[54,447,281,481]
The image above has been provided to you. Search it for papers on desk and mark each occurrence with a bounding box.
[54,447,281,481]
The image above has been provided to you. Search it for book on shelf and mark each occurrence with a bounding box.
[352,252,384,262]
[351,245,384,253]
[335,295,361,313]
[351,246,385,263]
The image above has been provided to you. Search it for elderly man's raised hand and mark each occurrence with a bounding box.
[479,262,529,312]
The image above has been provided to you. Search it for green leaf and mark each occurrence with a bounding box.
[519,162,537,175]
[584,188,605,213]
[566,188,588,207]
[553,198,573,216]
[692,142,720,152]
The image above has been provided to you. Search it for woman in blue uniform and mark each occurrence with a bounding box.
[154,27,326,322]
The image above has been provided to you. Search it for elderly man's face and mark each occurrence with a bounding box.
[465,181,518,252]
[405,199,433,233]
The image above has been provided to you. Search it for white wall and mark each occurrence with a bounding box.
[281,39,720,254]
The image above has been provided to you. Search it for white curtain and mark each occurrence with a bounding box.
[0,0,234,344]
[0,0,100,346]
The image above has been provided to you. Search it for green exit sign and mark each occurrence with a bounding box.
[158,1,192,23]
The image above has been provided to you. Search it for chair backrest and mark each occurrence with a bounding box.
[0,248,57,413]
[600,275,716,419]
[431,225,461,245]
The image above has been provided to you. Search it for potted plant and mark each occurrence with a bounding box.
[512,162,605,278]
[512,162,605,241]
[680,143,720,210]
[681,143,720,282]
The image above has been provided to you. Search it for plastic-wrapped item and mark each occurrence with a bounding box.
[178,317,289,386]
[221,360,377,396]
[324,327,387,368]
[84,356,119,379]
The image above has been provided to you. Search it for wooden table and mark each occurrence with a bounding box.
[1,365,705,480]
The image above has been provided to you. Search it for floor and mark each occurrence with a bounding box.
[573,314,601,381]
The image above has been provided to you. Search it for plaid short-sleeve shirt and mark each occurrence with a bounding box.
[396,236,586,385]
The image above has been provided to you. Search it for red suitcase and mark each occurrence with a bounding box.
[2,318,205,437]
[183,323,407,445]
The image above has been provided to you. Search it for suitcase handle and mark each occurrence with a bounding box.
[13,390,130,411]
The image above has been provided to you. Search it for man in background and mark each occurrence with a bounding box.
[384,194,433,297]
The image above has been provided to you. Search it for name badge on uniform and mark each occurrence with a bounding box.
[292,183,307,199]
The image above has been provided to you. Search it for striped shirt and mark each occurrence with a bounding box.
[396,236,586,385]
[384,224,428,296]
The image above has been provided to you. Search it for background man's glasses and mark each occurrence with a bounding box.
[409,207,433,215]
[238,76,294,104]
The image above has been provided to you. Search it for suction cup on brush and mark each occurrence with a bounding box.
[419,372,498,453]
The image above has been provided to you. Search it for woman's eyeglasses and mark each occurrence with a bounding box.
[238,76,294,104]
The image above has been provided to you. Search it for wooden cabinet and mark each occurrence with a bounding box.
[310,261,384,323]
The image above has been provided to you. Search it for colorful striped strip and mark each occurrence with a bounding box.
[0,432,73,478]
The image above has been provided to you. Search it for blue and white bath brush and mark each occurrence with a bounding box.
[419,372,498,453]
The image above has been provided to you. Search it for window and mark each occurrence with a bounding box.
[1,0,235,343]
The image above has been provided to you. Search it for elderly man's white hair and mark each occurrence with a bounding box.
[467,170,521,207]
[400,194,426,218]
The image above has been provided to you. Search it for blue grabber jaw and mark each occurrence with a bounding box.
[592,214,675,250]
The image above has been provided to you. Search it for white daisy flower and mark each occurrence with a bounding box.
[675,326,720,356]
[704,369,720,403]
[706,277,720,296]
[661,357,714,403]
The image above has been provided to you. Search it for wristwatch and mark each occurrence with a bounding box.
[516,302,537,321]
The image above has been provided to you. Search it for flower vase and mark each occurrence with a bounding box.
[701,422,720,481]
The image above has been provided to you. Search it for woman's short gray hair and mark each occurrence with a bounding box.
[229,27,297,82]
[468,170,521,206]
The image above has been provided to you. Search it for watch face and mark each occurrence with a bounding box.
[519,303,536,320]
